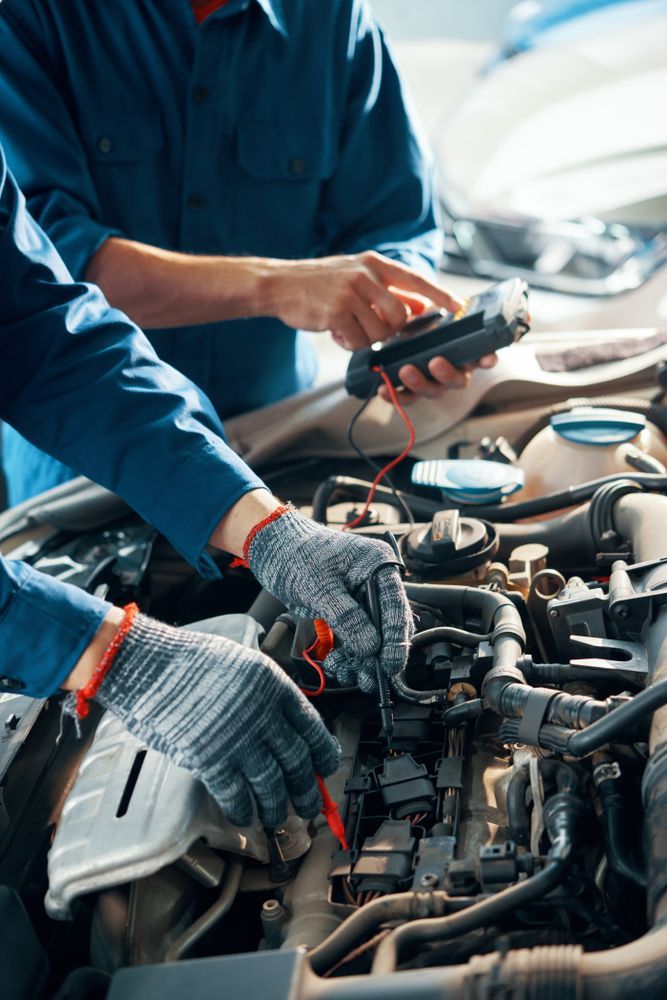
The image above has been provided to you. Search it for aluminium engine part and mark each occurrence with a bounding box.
[45,711,297,919]
[46,613,309,920]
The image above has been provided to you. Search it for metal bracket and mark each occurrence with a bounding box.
[569,635,648,681]
[607,558,667,639]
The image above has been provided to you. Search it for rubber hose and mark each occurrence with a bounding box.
[311,475,440,525]
[494,503,597,566]
[507,761,582,848]
[404,584,525,642]
[371,852,569,975]
[564,679,667,756]
[412,626,491,649]
[307,891,451,975]
[465,473,667,523]
[597,771,646,888]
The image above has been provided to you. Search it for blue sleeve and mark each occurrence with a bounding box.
[0,1,123,279]
[0,558,111,698]
[0,150,265,695]
[321,0,443,274]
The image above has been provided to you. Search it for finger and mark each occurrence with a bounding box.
[206,771,255,828]
[378,383,419,406]
[320,647,377,694]
[393,290,429,316]
[374,568,414,678]
[282,691,341,777]
[269,728,323,819]
[427,356,471,389]
[398,363,458,399]
[242,753,289,829]
[368,254,464,314]
[356,274,409,331]
[355,657,382,694]
[322,647,358,687]
[325,591,380,659]
[331,313,370,351]
[350,292,397,344]
[478,353,498,369]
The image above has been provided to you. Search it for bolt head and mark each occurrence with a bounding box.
[549,608,560,618]
[419,873,438,888]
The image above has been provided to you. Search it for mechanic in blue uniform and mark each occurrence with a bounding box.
[0,146,415,826]
[0,0,487,506]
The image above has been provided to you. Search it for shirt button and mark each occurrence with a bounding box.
[289,157,306,175]
[192,85,210,104]
[0,677,25,691]
[97,136,113,155]
[187,193,205,210]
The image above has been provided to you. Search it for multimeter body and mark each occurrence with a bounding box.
[344,277,530,399]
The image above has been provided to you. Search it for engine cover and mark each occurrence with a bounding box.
[46,712,280,918]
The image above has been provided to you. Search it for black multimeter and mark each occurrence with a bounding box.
[344,277,530,399]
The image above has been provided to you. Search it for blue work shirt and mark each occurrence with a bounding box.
[0,147,264,698]
[0,0,442,505]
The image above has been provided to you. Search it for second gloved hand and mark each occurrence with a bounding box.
[246,507,414,692]
[95,612,340,828]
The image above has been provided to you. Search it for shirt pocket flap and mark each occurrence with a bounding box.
[91,107,163,164]
[237,120,336,181]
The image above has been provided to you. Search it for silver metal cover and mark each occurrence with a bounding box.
[46,712,271,919]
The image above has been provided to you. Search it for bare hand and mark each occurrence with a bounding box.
[378,353,498,406]
[265,251,463,350]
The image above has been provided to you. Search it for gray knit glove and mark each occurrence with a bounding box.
[247,508,414,692]
[96,613,340,828]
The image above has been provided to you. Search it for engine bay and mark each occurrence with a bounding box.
[2,379,667,999]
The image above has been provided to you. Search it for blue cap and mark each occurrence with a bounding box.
[411,459,524,505]
[551,408,645,446]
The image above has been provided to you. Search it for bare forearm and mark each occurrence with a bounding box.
[63,605,125,689]
[86,237,280,329]
[86,240,464,348]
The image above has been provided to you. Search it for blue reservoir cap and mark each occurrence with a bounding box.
[411,459,524,505]
[551,408,645,446]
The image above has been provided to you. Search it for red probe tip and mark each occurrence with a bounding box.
[316,774,349,851]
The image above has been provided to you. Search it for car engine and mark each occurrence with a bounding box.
[2,385,667,999]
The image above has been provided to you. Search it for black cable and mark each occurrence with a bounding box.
[371,852,570,974]
[346,387,415,526]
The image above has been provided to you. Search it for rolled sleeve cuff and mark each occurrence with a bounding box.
[0,561,110,698]
[46,214,124,281]
[147,442,266,579]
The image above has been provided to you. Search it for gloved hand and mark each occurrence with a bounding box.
[246,508,414,692]
[95,612,340,828]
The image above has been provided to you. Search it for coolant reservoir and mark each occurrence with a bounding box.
[518,408,667,500]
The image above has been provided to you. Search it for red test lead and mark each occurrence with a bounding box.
[316,774,349,851]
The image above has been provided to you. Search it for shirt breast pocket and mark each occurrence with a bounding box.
[233,119,338,257]
[89,107,164,164]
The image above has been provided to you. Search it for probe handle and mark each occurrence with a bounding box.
[365,572,394,749]
[366,532,405,749]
